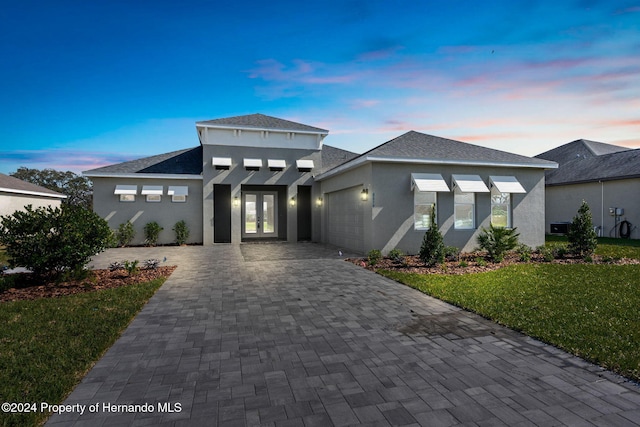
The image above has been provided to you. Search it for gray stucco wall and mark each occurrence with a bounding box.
[370,164,546,253]
[546,178,640,239]
[319,162,547,254]
[201,144,320,244]
[91,177,203,245]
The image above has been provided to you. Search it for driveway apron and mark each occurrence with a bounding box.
[47,243,640,426]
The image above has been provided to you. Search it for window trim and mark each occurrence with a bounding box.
[171,195,187,203]
[119,194,135,202]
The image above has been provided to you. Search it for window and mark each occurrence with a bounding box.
[141,186,163,203]
[114,185,137,202]
[414,191,436,230]
[491,188,511,228]
[146,194,161,203]
[168,186,188,203]
[454,189,475,229]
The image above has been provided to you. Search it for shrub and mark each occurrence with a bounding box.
[476,224,520,262]
[367,249,382,266]
[143,259,160,269]
[475,257,487,267]
[458,260,468,268]
[567,200,598,257]
[553,244,569,259]
[537,245,555,262]
[388,248,405,263]
[419,205,445,267]
[123,260,139,276]
[115,221,136,247]
[173,220,190,245]
[0,205,111,277]
[516,244,532,262]
[143,221,163,246]
[444,246,460,262]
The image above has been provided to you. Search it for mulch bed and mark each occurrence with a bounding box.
[0,266,176,302]
[348,252,640,275]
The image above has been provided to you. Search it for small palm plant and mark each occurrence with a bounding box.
[476,224,520,262]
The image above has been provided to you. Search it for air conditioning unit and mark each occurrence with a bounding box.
[550,222,571,234]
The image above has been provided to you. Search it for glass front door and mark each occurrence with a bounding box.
[242,191,277,238]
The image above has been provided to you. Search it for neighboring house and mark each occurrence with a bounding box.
[536,139,640,239]
[85,113,556,253]
[0,173,67,217]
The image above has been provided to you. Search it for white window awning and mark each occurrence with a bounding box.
[489,176,526,193]
[268,159,286,170]
[114,185,137,195]
[212,157,232,169]
[452,175,490,193]
[411,173,450,192]
[244,158,263,170]
[141,185,163,195]
[167,186,188,196]
[296,159,314,171]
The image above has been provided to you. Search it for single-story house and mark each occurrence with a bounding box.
[0,173,67,217]
[85,114,557,253]
[536,139,640,239]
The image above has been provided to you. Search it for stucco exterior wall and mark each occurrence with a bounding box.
[201,141,320,244]
[0,192,63,217]
[370,164,546,253]
[91,177,203,245]
[319,162,546,254]
[546,178,640,239]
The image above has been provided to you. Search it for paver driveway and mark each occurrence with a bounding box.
[48,243,640,426]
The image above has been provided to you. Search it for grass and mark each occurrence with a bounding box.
[0,278,165,427]
[546,235,640,259]
[379,236,640,382]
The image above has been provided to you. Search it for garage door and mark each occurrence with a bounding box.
[326,186,364,253]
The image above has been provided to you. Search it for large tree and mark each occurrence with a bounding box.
[11,167,92,209]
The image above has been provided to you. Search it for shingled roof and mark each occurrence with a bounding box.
[317,131,556,179]
[196,113,328,134]
[0,173,67,198]
[536,139,630,166]
[320,145,359,174]
[84,147,203,176]
[536,140,640,185]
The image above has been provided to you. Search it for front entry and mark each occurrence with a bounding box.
[242,191,278,238]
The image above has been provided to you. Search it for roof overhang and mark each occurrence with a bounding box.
[195,122,328,136]
[268,159,286,171]
[315,155,558,181]
[83,172,202,180]
[114,185,138,195]
[0,187,67,199]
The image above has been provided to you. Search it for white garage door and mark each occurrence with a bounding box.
[326,186,364,253]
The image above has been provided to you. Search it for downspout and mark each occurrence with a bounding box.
[600,180,604,237]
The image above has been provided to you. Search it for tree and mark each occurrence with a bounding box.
[10,167,92,209]
[419,205,445,266]
[0,204,111,276]
[567,200,598,258]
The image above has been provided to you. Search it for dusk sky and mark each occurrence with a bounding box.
[1,0,639,174]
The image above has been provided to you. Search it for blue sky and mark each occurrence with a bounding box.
[1,0,639,174]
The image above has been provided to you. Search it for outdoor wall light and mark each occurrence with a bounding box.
[360,188,369,201]
[316,197,323,207]
[290,197,296,207]
[233,196,240,207]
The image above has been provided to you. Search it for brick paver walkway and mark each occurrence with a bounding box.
[47,243,640,426]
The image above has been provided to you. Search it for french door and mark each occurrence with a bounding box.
[242,191,277,238]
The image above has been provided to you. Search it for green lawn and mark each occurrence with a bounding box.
[546,235,640,259]
[380,237,640,382]
[0,278,165,427]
